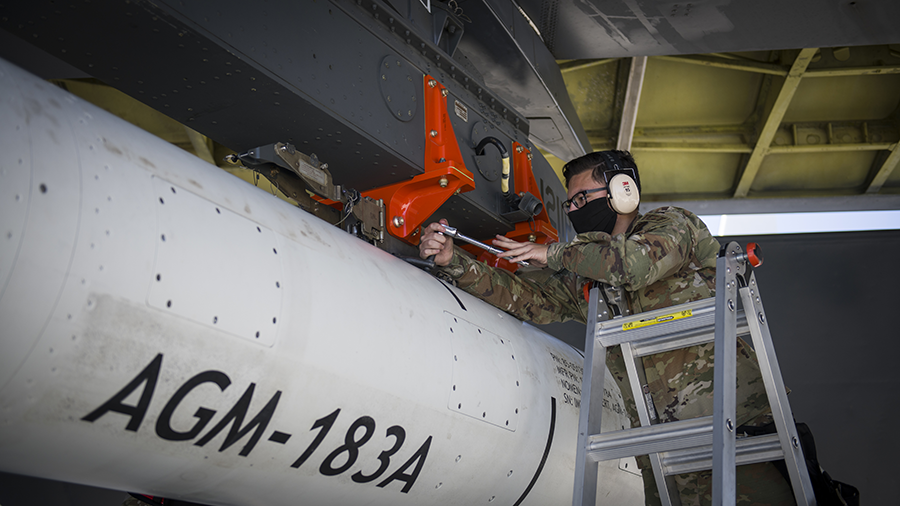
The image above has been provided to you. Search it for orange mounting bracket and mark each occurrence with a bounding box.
[363,75,475,244]
[461,141,560,273]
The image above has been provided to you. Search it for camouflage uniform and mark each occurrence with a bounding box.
[437,207,793,505]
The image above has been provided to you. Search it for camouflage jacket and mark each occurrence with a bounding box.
[439,206,719,321]
[438,207,771,429]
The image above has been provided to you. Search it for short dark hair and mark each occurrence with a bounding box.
[562,150,640,192]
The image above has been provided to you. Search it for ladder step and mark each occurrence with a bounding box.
[660,433,784,476]
[588,418,785,475]
[588,416,714,462]
[595,298,749,357]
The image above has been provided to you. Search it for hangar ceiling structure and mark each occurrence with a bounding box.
[552,46,900,214]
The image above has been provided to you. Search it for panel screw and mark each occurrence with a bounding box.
[430,130,438,137]
[428,79,437,88]
[527,153,533,160]
[441,88,448,97]
[439,177,448,188]
[528,234,536,242]
[516,145,523,153]
[392,216,405,227]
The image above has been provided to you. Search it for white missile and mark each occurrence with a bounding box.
[0,58,642,505]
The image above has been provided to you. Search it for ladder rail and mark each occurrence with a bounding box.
[739,275,817,505]
[713,243,741,504]
[572,287,608,506]
[621,345,681,506]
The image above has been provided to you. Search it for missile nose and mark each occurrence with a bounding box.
[0,58,81,390]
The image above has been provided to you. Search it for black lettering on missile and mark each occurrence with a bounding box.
[320,416,376,476]
[81,353,434,493]
[291,408,340,468]
[376,435,432,493]
[82,353,163,431]
[269,431,291,444]
[156,370,231,441]
[541,178,561,233]
[352,425,406,483]
[194,383,281,457]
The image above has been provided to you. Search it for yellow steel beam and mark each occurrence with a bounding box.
[653,54,788,76]
[560,58,619,73]
[734,48,819,198]
[867,143,900,193]
[632,143,893,154]
[805,66,900,78]
[632,143,752,153]
[185,127,217,165]
[634,125,749,137]
[617,56,648,152]
[768,143,894,154]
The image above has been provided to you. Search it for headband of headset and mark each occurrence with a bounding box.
[597,151,640,214]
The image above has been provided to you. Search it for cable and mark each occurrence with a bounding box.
[474,137,511,199]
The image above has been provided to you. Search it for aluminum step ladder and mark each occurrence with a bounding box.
[572,242,816,506]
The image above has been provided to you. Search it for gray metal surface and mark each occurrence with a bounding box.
[454,0,591,161]
[0,0,588,176]
[518,0,900,59]
[713,243,741,505]
[0,0,576,245]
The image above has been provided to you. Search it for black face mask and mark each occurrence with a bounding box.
[567,197,617,235]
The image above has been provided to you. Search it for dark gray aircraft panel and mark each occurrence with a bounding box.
[519,0,900,59]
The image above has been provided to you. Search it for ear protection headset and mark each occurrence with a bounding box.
[597,151,641,214]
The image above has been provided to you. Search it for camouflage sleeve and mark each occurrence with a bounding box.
[545,212,698,292]
[436,248,582,325]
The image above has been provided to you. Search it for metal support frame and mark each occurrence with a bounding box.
[734,48,819,197]
[616,56,648,152]
[573,242,816,506]
[363,75,475,244]
[867,142,900,193]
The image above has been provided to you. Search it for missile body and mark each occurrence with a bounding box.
[0,58,640,504]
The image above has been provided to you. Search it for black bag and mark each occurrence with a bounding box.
[736,421,859,506]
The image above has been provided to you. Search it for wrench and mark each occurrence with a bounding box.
[441,225,530,267]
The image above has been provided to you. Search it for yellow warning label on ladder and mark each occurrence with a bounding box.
[622,309,693,331]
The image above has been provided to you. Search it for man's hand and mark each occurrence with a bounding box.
[419,219,454,267]
[493,235,549,268]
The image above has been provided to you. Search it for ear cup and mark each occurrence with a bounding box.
[607,173,640,214]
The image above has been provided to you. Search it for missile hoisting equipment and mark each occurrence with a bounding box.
[573,242,816,506]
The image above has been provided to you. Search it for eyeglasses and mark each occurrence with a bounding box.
[563,187,606,213]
